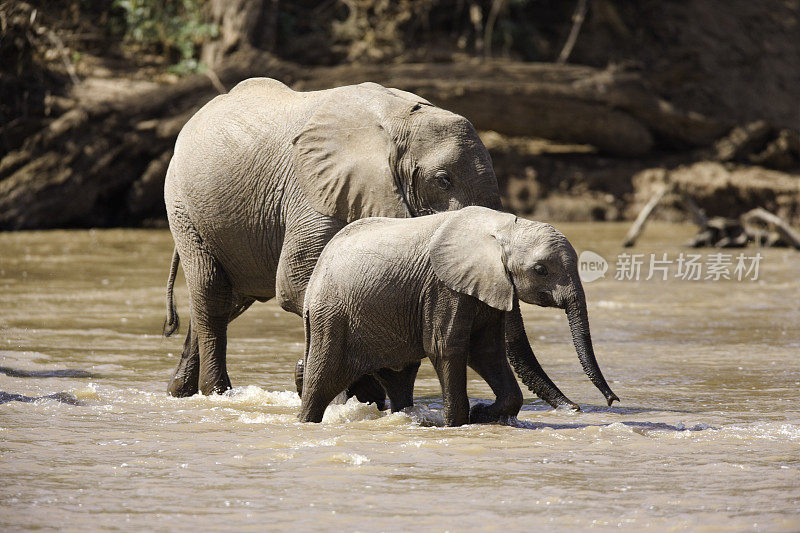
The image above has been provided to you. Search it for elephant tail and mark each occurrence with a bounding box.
[163,248,180,337]
[303,309,310,363]
[295,309,312,397]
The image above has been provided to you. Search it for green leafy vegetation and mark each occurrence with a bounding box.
[111,0,217,73]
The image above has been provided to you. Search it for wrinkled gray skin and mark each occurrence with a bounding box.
[299,206,619,425]
[163,78,585,410]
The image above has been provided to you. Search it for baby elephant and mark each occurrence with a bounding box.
[299,206,618,425]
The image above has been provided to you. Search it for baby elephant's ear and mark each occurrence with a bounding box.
[429,206,516,311]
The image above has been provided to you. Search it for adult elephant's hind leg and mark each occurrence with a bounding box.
[182,250,238,395]
[167,295,254,397]
[167,324,201,397]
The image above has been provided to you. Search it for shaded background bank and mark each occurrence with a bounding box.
[1,0,799,230]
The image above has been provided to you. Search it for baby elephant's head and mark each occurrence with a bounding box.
[430,206,618,405]
[500,219,580,310]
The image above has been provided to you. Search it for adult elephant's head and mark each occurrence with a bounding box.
[292,82,501,222]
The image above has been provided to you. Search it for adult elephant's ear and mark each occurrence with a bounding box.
[429,206,516,312]
[292,87,411,222]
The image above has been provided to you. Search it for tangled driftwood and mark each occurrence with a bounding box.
[623,182,800,250]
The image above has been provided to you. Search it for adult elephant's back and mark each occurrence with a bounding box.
[165,78,323,302]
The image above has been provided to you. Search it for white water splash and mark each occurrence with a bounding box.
[322,397,383,423]
[217,386,301,407]
[237,412,297,425]
[327,453,370,466]
[71,382,100,400]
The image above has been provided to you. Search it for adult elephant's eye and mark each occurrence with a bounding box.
[433,170,451,190]
[533,263,548,277]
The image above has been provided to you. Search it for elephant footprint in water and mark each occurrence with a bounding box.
[298,206,619,426]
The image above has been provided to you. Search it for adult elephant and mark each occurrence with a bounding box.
[163,78,578,411]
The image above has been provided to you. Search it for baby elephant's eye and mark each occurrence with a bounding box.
[533,263,548,277]
[433,170,451,190]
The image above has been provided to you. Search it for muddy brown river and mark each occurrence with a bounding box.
[1,223,799,531]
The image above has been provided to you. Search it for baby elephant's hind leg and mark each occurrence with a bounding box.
[295,361,387,410]
[374,361,421,412]
[346,374,387,410]
[299,354,356,422]
[299,317,356,423]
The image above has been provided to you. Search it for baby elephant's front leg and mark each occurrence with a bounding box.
[432,350,471,426]
[468,324,524,423]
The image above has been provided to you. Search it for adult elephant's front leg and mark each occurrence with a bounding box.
[282,213,388,407]
[276,212,345,316]
[346,374,388,411]
[505,301,580,411]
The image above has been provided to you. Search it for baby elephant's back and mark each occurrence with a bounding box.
[304,215,445,318]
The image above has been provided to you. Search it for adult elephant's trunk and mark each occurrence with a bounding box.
[505,303,580,410]
[565,290,619,406]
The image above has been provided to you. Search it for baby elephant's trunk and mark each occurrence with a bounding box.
[565,291,619,406]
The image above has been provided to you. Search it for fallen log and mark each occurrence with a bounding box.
[0,51,297,230]
[298,61,725,155]
[0,49,727,230]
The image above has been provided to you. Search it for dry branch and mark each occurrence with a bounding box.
[557,0,589,64]
[622,183,672,247]
[742,207,800,250]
